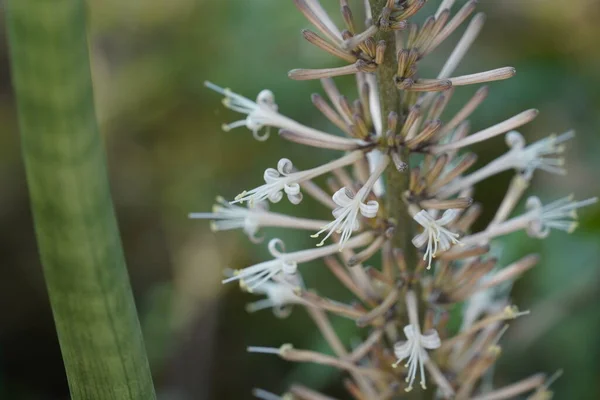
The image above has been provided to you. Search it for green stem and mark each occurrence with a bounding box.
[6,1,156,398]
[370,0,417,269]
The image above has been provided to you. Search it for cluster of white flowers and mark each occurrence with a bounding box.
[193,1,597,398]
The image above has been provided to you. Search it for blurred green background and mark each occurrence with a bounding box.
[1,0,599,399]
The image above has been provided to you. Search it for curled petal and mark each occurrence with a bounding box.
[243,219,263,243]
[394,341,411,360]
[412,232,428,248]
[332,206,346,219]
[281,260,297,275]
[420,329,441,350]
[257,89,277,109]
[277,158,294,175]
[246,118,262,131]
[403,324,417,340]
[505,130,526,149]
[252,128,270,141]
[414,210,435,227]
[287,192,303,205]
[268,238,286,256]
[359,200,379,218]
[284,182,301,196]
[332,187,355,207]
[264,168,280,183]
[437,209,460,226]
[268,191,284,203]
[526,196,543,212]
[247,232,265,244]
[527,220,550,239]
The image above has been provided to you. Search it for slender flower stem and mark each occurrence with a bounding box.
[6,0,155,398]
[370,0,417,270]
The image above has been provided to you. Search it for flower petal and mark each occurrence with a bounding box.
[332,187,355,207]
[420,329,441,350]
[359,200,379,218]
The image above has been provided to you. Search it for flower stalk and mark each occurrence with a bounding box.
[370,0,419,271]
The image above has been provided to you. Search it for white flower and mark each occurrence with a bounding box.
[223,238,298,292]
[311,187,378,248]
[189,196,327,243]
[506,130,573,179]
[236,158,303,205]
[205,81,278,141]
[223,232,373,291]
[460,194,598,246]
[393,290,441,392]
[189,197,266,242]
[525,195,598,238]
[393,325,442,392]
[205,81,359,146]
[232,151,364,206]
[311,155,388,248]
[438,131,575,198]
[245,275,307,318]
[412,209,462,269]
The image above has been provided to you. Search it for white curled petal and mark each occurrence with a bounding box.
[412,232,428,248]
[284,182,301,196]
[247,232,264,244]
[268,238,286,256]
[263,168,280,183]
[505,130,525,149]
[252,128,270,141]
[359,200,379,218]
[332,207,346,219]
[257,89,276,109]
[268,191,283,203]
[403,324,417,340]
[393,341,411,360]
[332,187,355,207]
[287,192,303,205]
[277,158,294,175]
[526,196,543,212]
[413,210,434,227]
[420,330,441,350]
[437,209,460,226]
[243,219,262,242]
[281,260,297,275]
[527,220,550,239]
